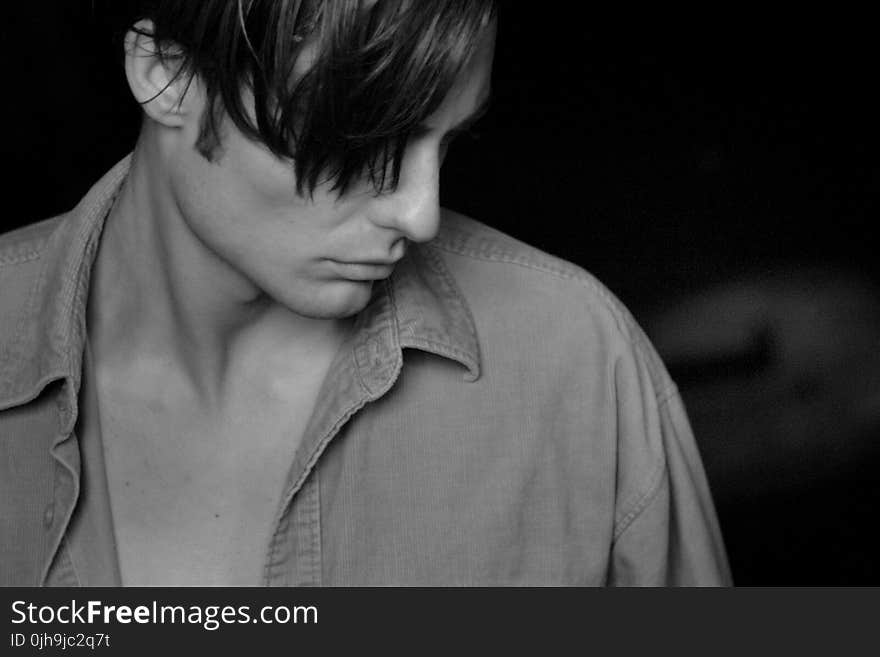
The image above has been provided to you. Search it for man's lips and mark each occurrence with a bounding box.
[331,259,399,280]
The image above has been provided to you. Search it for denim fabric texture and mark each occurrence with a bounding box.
[0,157,731,586]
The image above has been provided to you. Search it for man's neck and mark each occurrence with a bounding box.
[86,141,351,412]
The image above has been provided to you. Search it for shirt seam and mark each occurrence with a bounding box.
[0,218,59,266]
[264,326,385,583]
[430,240,674,391]
[312,467,322,587]
[0,250,43,267]
[429,239,635,341]
[264,395,370,585]
[612,453,667,542]
[611,389,681,540]
[655,383,681,407]
[431,240,591,283]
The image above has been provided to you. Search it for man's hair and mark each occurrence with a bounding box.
[121,0,496,196]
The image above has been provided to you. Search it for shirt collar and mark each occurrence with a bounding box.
[0,154,481,423]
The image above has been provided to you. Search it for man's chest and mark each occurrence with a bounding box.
[96,384,318,586]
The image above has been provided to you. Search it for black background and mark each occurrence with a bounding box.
[3,5,878,584]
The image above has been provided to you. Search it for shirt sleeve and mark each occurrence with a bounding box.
[606,336,733,586]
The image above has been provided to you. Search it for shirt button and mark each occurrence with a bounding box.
[43,503,54,528]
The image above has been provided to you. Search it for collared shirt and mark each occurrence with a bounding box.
[0,156,731,586]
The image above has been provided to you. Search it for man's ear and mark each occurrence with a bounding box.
[124,19,198,127]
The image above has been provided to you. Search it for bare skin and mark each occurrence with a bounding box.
[89,19,495,585]
[88,149,355,585]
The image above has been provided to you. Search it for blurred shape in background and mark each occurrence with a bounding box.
[648,266,880,583]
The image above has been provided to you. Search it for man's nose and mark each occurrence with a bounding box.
[372,139,441,244]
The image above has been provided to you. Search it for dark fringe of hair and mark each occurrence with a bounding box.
[122,0,496,196]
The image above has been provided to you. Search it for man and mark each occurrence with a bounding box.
[0,1,730,586]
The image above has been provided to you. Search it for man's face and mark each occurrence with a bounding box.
[162,23,495,320]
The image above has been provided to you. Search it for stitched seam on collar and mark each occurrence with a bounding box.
[56,202,117,432]
[417,245,481,378]
[349,341,372,397]
[420,246,480,342]
[383,277,404,391]
[351,280,402,397]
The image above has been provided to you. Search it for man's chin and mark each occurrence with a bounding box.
[281,279,378,320]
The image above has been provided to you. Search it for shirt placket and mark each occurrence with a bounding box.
[261,281,404,586]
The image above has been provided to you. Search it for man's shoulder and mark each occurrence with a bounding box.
[0,214,68,348]
[430,209,673,390]
[0,216,65,265]
[0,215,67,287]
[434,209,587,275]
[433,210,642,341]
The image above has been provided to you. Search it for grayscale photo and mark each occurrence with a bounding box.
[1,2,876,588]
